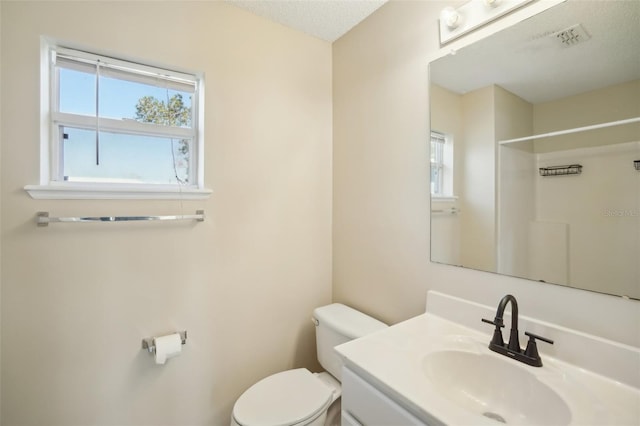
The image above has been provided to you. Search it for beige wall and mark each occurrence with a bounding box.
[534,79,640,152]
[494,86,534,145]
[459,86,496,271]
[2,0,639,424]
[332,0,432,323]
[495,86,534,279]
[1,2,332,425]
[333,0,639,347]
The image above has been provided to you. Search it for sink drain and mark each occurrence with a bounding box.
[483,412,506,423]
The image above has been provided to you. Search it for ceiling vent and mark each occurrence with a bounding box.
[552,24,591,47]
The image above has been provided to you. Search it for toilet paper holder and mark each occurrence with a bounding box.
[142,331,187,354]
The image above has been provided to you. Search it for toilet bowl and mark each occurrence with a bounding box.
[231,369,339,426]
[231,304,387,426]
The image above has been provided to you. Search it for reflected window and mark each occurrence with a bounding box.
[430,131,453,197]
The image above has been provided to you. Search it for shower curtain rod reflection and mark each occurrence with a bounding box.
[36,210,205,227]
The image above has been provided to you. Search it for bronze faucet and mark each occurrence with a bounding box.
[482,295,553,367]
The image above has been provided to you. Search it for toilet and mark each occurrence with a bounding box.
[231,303,388,426]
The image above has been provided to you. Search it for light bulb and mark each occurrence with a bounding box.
[440,7,461,29]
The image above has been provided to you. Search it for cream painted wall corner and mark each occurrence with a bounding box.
[1,2,332,425]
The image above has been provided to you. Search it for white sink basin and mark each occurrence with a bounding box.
[422,350,572,425]
[336,295,640,425]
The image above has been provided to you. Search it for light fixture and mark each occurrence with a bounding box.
[440,0,534,44]
[440,7,462,29]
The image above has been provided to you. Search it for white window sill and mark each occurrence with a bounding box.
[24,183,212,200]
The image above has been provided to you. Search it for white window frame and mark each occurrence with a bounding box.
[431,131,445,196]
[430,131,455,199]
[25,38,211,200]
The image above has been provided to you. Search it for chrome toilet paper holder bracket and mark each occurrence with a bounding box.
[142,331,187,353]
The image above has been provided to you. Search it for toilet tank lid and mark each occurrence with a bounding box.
[313,303,387,339]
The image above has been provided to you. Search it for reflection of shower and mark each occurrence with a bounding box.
[508,141,640,298]
[538,164,582,176]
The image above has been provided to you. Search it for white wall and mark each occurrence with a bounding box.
[536,142,639,298]
[1,2,332,425]
[332,0,639,347]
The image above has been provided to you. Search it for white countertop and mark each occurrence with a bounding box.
[336,302,640,425]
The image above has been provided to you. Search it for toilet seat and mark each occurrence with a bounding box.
[232,368,333,426]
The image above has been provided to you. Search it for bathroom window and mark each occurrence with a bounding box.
[431,131,454,197]
[431,132,445,195]
[26,40,211,199]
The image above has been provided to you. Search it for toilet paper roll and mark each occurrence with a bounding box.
[154,333,182,365]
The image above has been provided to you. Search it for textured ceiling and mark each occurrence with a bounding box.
[430,0,640,104]
[225,1,639,103]
[226,0,388,42]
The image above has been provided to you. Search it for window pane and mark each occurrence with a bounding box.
[99,76,193,128]
[50,46,202,193]
[430,132,446,195]
[62,127,190,185]
[431,163,442,195]
[58,66,193,128]
[59,68,96,116]
[431,140,444,163]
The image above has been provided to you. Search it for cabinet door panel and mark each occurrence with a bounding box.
[341,367,426,426]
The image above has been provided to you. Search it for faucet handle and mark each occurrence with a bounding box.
[481,318,505,347]
[524,331,554,367]
[481,317,504,327]
[525,331,553,345]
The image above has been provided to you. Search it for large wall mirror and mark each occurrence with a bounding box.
[429,0,639,300]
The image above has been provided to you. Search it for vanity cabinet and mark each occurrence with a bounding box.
[341,367,431,426]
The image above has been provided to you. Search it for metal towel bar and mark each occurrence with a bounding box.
[431,207,460,214]
[36,210,205,226]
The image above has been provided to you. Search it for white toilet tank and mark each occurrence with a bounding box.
[313,303,387,381]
